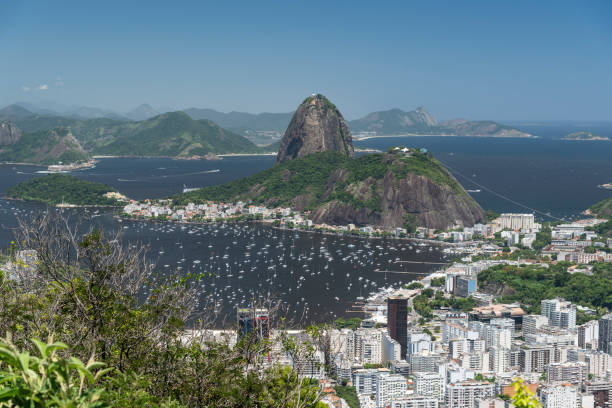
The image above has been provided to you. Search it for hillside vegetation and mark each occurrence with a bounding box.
[0,128,88,165]
[176,149,463,208]
[478,262,612,321]
[7,174,121,206]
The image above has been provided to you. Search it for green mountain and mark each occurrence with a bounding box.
[0,125,88,165]
[0,105,272,157]
[349,107,532,138]
[92,111,262,157]
[6,174,121,206]
[175,148,485,230]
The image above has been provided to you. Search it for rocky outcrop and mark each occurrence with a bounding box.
[0,121,21,146]
[310,153,485,230]
[276,94,353,163]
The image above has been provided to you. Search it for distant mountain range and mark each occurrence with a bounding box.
[0,105,271,164]
[4,102,533,141]
[348,107,533,138]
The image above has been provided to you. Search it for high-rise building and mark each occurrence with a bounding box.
[539,384,578,408]
[583,380,612,408]
[598,314,612,354]
[523,315,549,336]
[413,372,445,403]
[546,361,588,385]
[353,368,390,395]
[578,321,599,349]
[391,395,439,408]
[520,344,553,373]
[355,328,382,365]
[541,299,576,329]
[499,213,535,231]
[237,307,270,341]
[376,374,408,408]
[408,332,435,356]
[382,332,402,364]
[445,381,494,408]
[388,297,409,359]
[489,347,511,374]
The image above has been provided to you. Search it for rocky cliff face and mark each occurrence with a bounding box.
[0,121,22,146]
[309,152,485,230]
[276,94,353,163]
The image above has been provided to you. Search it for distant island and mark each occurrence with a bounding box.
[6,174,127,206]
[563,131,610,141]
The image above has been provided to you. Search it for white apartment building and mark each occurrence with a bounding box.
[391,396,439,408]
[382,332,402,364]
[376,374,408,408]
[445,381,494,408]
[539,384,578,408]
[499,213,535,231]
[541,299,576,329]
[408,332,435,355]
[413,372,445,403]
[353,368,390,395]
[546,361,588,385]
[523,315,549,336]
[489,346,511,374]
[355,328,382,364]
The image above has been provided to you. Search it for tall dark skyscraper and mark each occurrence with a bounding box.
[598,314,612,354]
[388,296,408,359]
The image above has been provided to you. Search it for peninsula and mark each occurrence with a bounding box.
[174,94,485,230]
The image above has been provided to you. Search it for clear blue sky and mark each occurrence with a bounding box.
[1,0,611,120]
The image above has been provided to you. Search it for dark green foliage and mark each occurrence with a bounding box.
[335,386,359,408]
[478,262,612,316]
[7,174,120,206]
[413,294,433,318]
[486,209,500,222]
[406,282,424,290]
[428,295,479,312]
[430,277,445,287]
[334,317,361,330]
[403,214,417,233]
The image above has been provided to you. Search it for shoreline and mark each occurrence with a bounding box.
[117,213,464,247]
[353,133,537,141]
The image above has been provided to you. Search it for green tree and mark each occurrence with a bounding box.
[0,337,110,407]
